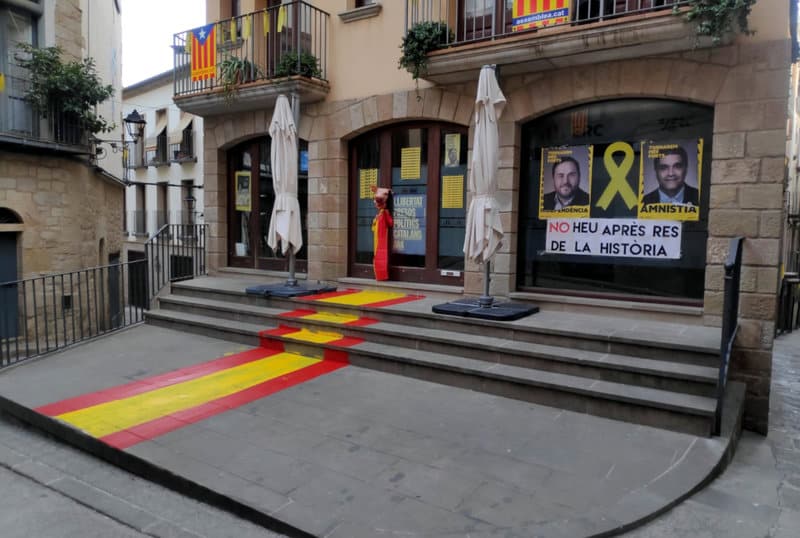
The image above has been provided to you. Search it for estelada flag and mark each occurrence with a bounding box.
[190,23,216,81]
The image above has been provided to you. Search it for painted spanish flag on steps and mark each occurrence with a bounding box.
[513,0,570,31]
[35,347,346,449]
[298,289,425,308]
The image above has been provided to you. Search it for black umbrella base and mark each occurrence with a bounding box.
[245,282,337,298]
[432,298,539,321]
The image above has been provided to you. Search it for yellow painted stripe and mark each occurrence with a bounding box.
[57,352,318,437]
[282,328,344,344]
[318,290,406,306]
[303,311,360,324]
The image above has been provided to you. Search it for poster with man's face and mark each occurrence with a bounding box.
[638,139,703,221]
[538,145,592,219]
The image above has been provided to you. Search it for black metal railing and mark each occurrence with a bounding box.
[405,0,689,47]
[170,130,196,162]
[0,261,148,369]
[0,71,90,149]
[714,236,744,436]
[146,132,169,166]
[144,224,208,300]
[173,1,329,97]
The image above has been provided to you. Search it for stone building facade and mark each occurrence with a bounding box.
[183,0,794,433]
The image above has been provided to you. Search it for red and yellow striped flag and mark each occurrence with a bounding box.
[513,0,570,32]
[190,23,216,81]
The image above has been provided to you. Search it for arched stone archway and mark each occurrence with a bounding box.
[0,206,23,339]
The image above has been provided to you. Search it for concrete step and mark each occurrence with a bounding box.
[145,308,718,436]
[157,294,719,397]
[169,280,720,365]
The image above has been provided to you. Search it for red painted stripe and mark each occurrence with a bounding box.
[324,348,350,363]
[278,309,317,319]
[364,295,425,308]
[36,347,274,417]
[100,359,347,449]
[328,336,365,348]
[297,289,360,302]
[261,326,302,337]
[345,317,379,327]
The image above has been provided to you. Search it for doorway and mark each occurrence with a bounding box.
[349,122,468,285]
[227,136,309,271]
[0,233,18,338]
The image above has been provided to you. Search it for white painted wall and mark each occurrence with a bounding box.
[122,74,204,239]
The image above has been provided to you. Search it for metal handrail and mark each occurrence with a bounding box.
[144,224,208,304]
[173,1,329,97]
[714,236,744,436]
[0,260,148,368]
[405,0,690,47]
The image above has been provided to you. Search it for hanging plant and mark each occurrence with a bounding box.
[677,0,756,45]
[14,44,114,134]
[398,21,453,84]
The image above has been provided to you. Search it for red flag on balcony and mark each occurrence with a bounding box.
[190,23,216,81]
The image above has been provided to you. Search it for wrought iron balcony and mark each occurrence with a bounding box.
[169,130,196,163]
[0,69,90,152]
[172,1,330,116]
[405,0,706,84]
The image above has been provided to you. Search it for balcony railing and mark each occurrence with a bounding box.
[146,132,169,166]
[405,0,689,46]
[173,1,329,98]
[169,130,195,162]
[0,69,90,149]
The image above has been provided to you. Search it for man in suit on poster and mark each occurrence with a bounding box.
[642,145,699,206]
[542,156,590,211]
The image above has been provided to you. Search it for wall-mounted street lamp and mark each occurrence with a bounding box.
[92,109,147,160]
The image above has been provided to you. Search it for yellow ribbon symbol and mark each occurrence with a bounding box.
[595,142,638,210]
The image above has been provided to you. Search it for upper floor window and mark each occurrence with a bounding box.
[1,6,38,135]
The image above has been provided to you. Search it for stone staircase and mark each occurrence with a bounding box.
[145,276,741,437]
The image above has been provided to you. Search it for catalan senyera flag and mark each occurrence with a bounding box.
[190,23,216,81]
[513,0,570,32]
[0,72,5,93]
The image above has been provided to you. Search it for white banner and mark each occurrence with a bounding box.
[545,219,682,259]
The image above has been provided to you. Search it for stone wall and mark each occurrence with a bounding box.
[0,150,125,277]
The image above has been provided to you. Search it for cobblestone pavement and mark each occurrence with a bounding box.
[625,330,800,537]
[0,415,286,538]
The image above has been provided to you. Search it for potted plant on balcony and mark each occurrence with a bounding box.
[14,44,114,143]
[274,51,322,79]
[398,21,453,88]
[218,56,263,101]
[679,0,756,45]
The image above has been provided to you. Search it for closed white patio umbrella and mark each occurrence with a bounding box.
[268,94,303,279]
[463,65,506,305]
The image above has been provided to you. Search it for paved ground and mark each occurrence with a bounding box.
[0,415,285,537]
[0,324,733,537]
[624,329,800,537]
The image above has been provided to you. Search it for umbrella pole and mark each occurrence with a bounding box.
[478,261,493,308]
[285,91,301,288]
[287,251,297,287]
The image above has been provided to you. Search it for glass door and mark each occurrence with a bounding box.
[227,137,308,270]
[349,123,467,284]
